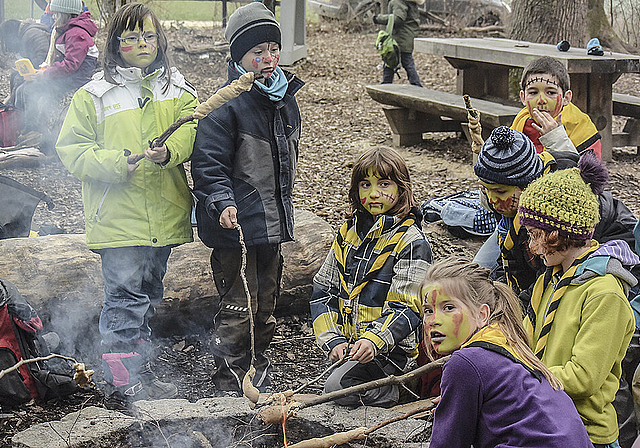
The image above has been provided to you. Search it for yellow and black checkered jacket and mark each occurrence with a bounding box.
[310,210,432,371]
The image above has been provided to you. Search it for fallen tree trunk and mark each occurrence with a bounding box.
[0,209,333,357]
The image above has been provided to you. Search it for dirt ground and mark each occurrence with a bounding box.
[1,18,640,446]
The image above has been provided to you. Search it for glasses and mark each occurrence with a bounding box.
[117,33,158,45]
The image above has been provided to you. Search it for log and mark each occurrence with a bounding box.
[0,209,333,357]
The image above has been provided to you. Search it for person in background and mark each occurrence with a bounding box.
[14,0,98,153]
[373,0,423,87]
[519,152,637,447]
[423,258,592,448]
[56,2,198,409]
[191,2,304,397]
[310,147,432,407]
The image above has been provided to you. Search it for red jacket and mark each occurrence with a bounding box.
[45,11,97,79]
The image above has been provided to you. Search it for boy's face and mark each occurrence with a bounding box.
[480,181,522,218]
[423,285,480,355]
[240,42,280,79]
[520,73,572,122]
[358,169,399,216]
[119,16,158,70]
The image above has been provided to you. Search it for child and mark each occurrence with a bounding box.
[190,2,304,396]
[422,257,592,447]
[519,153,638,447]
[473,126,636,300]
[373,0,423,87]
[56,3,198,408]
[14,0,98,151]
[511,56,601,161]
[310,147,432,407]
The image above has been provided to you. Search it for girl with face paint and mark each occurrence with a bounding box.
[56,3,198,409]
[309,147,433,407]
[421,258,593,448]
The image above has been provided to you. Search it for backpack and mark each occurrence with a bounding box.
[375,15,400,71]
[0,279,77,408]
[421,190,498,238]
[0,103,21,148]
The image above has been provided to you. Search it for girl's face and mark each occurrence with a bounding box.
[520,73,571,121]
[480,181,521,218]
[119,16,158,70]
[240,42,280,79]
[358,169,399,216]
[423,285,485,355]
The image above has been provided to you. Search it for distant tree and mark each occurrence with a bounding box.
[508,0,636,52]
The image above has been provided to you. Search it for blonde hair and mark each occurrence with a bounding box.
[421,257,562,390]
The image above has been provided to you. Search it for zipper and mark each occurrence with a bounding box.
[94,185,111,221]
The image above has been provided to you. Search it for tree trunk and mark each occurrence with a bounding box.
[508,0,588,47]
[587,0,636,53]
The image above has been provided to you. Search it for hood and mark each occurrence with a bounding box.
[61,11,97,37]
[574,239,639,294]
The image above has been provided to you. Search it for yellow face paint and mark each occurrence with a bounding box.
[358,169,399,216]
[119,16,158,70]
[480,181,522,218]
[521,74,566,120]
[423,286,475,355]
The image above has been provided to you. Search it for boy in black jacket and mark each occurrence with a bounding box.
[191,2,304,396]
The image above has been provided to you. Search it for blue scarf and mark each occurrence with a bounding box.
[234,63,289,102]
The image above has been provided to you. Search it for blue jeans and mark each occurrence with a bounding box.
[382,52,423,87]
[594,439,621,448]
[97,246,172,350]
[473,228,500,270]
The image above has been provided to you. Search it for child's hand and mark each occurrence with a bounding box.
[349,339,375,363]
[531,108,561,136]
[145,143,169,164]
[126,155,140,177]
[219,206,238,229]
[329,342,349,362]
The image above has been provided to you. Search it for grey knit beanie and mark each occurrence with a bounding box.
[49,0,82,15]
[474,126,544,187]
[225,3,281,62]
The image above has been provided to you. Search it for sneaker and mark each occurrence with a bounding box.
[139,365,178,399]
[104,381,147,410]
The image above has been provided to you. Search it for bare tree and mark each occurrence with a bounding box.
[508,0,636,52]
[508,0,588,47]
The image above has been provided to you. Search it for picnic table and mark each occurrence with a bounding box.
[414,37,640,161]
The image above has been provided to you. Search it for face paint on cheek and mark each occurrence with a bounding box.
[121,46,133,52]
[360,197,366,205]
[251,58,260,69]
[549,93,563,117]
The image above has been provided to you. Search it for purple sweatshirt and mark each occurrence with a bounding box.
[45,11,98,79]
[429,347,592,448]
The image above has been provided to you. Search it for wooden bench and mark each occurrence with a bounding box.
[612,93,640,149]
[365,84,522,146]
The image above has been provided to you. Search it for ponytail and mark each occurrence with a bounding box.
[421,257,562,390]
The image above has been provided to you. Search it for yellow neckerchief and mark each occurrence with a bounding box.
[461,323,542,380]
[332,213,416,336]
[524,241,599,359]
[511,102,599,152]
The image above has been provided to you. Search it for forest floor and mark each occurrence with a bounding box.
[0,17,640,447]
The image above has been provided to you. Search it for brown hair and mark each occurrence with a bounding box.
[103,3,171,91]
[420,257,563,390]
[348,147,414,219]
[527,227,586,254]
[520,56,570,94]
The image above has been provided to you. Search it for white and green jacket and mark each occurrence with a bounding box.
[56,66,198,249]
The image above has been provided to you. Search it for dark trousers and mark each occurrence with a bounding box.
[324,359,401,408]
[209,243,283,391]
[382,52,423,87]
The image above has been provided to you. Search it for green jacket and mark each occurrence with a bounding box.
[525,243,636,444]
[374,0,421,53]
[56,66,198,249]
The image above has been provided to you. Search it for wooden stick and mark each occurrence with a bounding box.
[258,355,448,424]
[0,353,94,388]
[286,402,435,448]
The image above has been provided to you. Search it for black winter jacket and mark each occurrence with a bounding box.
[191,63,304,248]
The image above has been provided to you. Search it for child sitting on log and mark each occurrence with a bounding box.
[423,257,592,448]
[310,147,432,407]
[519,152,637,447]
